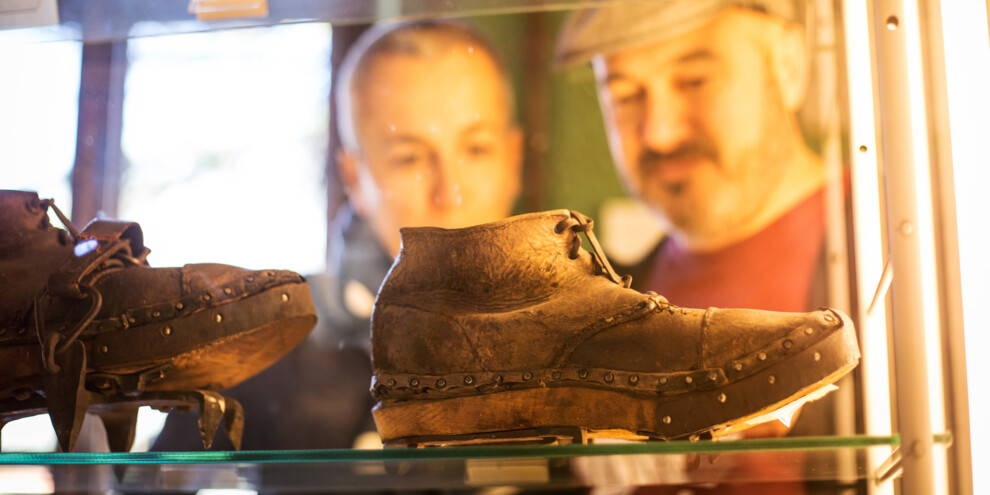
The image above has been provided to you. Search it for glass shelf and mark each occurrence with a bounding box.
[0,434,953,491]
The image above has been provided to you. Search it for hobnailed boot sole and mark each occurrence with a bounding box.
[0,280,316,401]
[373,312,860,447]
[104,280,318,393]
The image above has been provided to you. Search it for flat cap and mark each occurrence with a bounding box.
[554,0,800,68]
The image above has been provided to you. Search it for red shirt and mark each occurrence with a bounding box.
[641,187,825,312]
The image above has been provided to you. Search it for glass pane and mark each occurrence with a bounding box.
[1,0,906,492]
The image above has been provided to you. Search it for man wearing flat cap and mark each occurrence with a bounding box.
[557,0,829,313]
[558,1,849,493]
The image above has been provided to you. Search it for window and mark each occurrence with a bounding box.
[119,23,332,276]
[0,36,80,205]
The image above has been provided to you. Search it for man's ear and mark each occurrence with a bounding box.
[337,148,368,217]
[771,23,811,112]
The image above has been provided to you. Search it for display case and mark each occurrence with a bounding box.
[2,0,988,493]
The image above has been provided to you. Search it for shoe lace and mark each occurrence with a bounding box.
[555,211,632,289]
[35,199,143,373]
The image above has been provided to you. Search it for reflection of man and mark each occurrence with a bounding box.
[336,20,523,258]
[557,1,842,492]
[557,0,831,314]
[323,18,523,352]
[153,20,522,451]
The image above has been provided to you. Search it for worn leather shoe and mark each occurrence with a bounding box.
[0,190,317,452]
[370,210,860,445]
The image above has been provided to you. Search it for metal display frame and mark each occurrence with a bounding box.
[868,0,973,493]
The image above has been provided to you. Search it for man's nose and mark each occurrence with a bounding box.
[431,159,463,209]
[641,88,692,153]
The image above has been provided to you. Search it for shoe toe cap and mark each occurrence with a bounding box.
[701,307,844,368]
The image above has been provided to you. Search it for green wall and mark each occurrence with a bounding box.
[471,12,628,222]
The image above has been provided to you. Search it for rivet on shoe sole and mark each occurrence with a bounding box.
[758,352,767,361]
[224,288,233,295]
[161,326,172,336]
[805,327,814,335]
[708,372,718,381]
[717,393,727,403]
[783,340,793,349]
[814,352,821,362]
[152,311,160,318]
[733,362,743,371]
[662,415,672,424]
[215,314,223,323]
[281,293,290,302]
[659,376,668,384]
[247,276,255,282]
[578,369,589,379]
[685,376,693,384]
[523,372,533,381]
[464,376,475,385]
[551,371,561,380]
[603,372,614,383]
[387,378,396,387]
[436,379,446,387]
[823,311,836,323]
[629,375,639,385]
[410,378,420,387]
[175,302,184,311]
[203,294,212,301]
[493,375,503,383]
[768,375,776,384]
[99,345,109,353]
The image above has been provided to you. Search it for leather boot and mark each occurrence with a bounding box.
[0,190,317,452]
[370,209,859,445]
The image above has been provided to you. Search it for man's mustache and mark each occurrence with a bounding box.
[638,140,720,174]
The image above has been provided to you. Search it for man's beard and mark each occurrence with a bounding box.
[636,135,722,233]
[638,136,720,193]
[636,127,790,244]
